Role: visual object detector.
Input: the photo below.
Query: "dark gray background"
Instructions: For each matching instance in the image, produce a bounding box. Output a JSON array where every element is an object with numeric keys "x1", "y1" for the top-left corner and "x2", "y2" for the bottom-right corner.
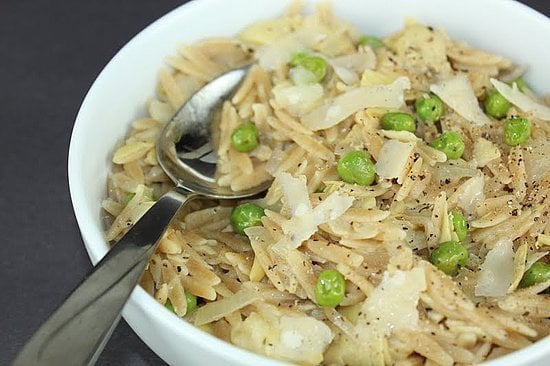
[{"x1": 0, "y1": 1, "x2": 548, "y2": 365}]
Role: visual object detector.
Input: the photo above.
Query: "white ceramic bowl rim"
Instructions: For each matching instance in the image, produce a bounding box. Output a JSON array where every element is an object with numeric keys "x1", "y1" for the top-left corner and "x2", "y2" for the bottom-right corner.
[{"x1": 68, "y1": 0, "x2": 550, "y2": 365}]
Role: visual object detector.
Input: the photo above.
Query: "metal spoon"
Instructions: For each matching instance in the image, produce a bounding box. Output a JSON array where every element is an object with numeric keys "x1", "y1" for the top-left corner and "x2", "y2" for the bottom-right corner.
[{"x1": 13, "y1": 65, "x2": 267, "y2": 366}]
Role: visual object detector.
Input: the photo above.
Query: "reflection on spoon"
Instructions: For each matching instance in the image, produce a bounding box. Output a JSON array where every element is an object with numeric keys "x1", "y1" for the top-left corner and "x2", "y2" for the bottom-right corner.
[{"x1": 13, "y1": 64, "x2": 271, "y2": 366}]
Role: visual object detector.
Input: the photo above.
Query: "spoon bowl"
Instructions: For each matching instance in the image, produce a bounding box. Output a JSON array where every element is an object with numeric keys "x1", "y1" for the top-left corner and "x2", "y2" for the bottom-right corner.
[
  {"x1": 157, "y1": 64, "x2": 270, "y2": 199},
  {"x1": 12, "y1": 65, "x2": 269, "y2": 366}
]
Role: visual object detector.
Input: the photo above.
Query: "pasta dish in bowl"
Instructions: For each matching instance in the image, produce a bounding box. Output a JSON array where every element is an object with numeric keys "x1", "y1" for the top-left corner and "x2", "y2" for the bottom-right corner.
[{"x1": 69, "y1": 0, "x2": 550, "y2": 365}]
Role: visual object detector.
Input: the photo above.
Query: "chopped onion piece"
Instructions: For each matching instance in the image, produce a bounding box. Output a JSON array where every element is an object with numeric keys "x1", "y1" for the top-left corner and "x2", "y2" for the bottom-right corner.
[
  {"x1": 302, "y1": 76, "x2": 410, "y2": 131},
  {"x1": 491, "y1": 78, "x2": 550, "y2": 121},
  {"x1": 430, "y1": 74, "x2": 491, "y2": 125},
  {"x1": 475, "y1": 239, "x2": 514, "y2": 297}
]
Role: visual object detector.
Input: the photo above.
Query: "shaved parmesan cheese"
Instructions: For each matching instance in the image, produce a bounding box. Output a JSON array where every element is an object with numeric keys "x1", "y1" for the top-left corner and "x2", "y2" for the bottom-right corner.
[
  {"x1": 302, "y1": 76, "x2": 410, "y2": 131},
  {"x1": 430, "y1": 74, "x2": 491, "y2": 125},
  {"x1": 361, "y1": 268, "x2": 426, "y2": 335},
  {"x1": 289, "y1": 66, "x2": 317, "y2": 85},
  {"x1": 278, "y1": 173, "x2": 318, "y2": 245},
  {"x1": 360, "y1": 69, "x2": 395, "y2": 87},
  {"x1": 324, "y1": 326, "x2": 386, "y2": 366},
  {"x1": 523, "y1": 138, "x2": 550, "y2": 182},
  {"x1": 282, "y1": 190, "x2": 354, "y2": 245},
  {"x1": 375, "y1": 140, "x2": 415, "y2": 183},
  {"x1": 277, "y1": 172, "x2": 354, "y2": 246},
  {"x1": 472, "y1": 137, "x2": 500, "y2": 167},
  {"x1": 475, "y1": 239, "x2": 514, "y2": 297},
  {"x1": 332, "y1": 66, "x2": 359, "y2": 85},
  {"x1": 450, "y1": 173, "x2": 485, "y2": 216},
  {"x1": 231, "y1": 312, "x2": 272, "y2": 355},
  {"x1": 275, "y1": 315, "x2": 333, "y2": 364},
  {"x1": 329, "y1": 51, "x2": 376, "y2": 85},
  {"x1": 433, "y1": 192, "x2": 452, "y2": 244},
  {"x1": 312, "y1": 191, "x2": 356, "y2": 222},
  {"x1": 255, "y1": 35, "x2": 303, "y2": 71},
  {"x1": 239, "y1": 17, "x2": 298, "y2": 45},
  {"x1": 273, "y1": 82, "x2": 324, "y2": 116},
  {"x1": 283, "y1": 214, "x2": 318, "y2": 247},
  {"x1": 295, "y1": 18, "x2": 355, "y2": 57},
  {"x1": 278, "y1": 173, "x2": 311, "y2": 216},
  {"x1": 378, "y1": 130, "x2": 420, "y2": 143},
  {"x1": 232, "y1": 312, "x2": 333, "y2": 365},
  {"x1": 491, "y1": 78, "x2": 550, "y2": 121},
  {"x1": 387, "y1": 23, "x2": 451, "y2": 75}
]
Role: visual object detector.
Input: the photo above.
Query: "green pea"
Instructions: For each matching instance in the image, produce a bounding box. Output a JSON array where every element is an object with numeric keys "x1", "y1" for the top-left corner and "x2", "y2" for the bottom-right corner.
[
  {"x1": 450, "y1": 210, "x2": 468, "y2": 243},
  {"x1": 122, "y1": 192, "x2": 135, "y2": 206},
  {"x1": 430, "y1": 241, "x2": 469, "y2": 276},
  {"x1": 484, "y1": 89, "x2": 511, "y2": 119},
  {"x1": 337, "y1": 150, "x2": 376, "y2": 186},
  {"x1": 290, "y1": 52, "x2": 327, "y2": 83},
  {"x1": 357, "y1": 35, "x2": 384, "y2": 49},
  {"x1": 519, "y1": 261, "x2": 550, "y2": 288},
  {"x1": 230, "y1": 203, "x2": 265, "y2": 235},
  {"x1": 315, "y1": 269, "x2": 346, "y2": 307},
  {"x1": 415, "y1": 94, "x2": 444, "y2": 123},
  {"x1": 429, "y1": 131, "x2": 465, "y2": 160},
  {"x1": 380, "y1": 112, "x2": 416, "y2": 133},
  {"x1": 231, "y1": 122, "x2": 259, "y2": 152},
  {"x1": 185, "y1": 292, "x2": 198, "y2": 313},
  {"x1": 290, "y1": 52, "x2": 309, "y2": 65},
  {"x1": 503, "y1": 117, "x2": 531, "y2": 146},
  {"x1": 165, "y1": 294, "x2": 198, "y2": 314}
]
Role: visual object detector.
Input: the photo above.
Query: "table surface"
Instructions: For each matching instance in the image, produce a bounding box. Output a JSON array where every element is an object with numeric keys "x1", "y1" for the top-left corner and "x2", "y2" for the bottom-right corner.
[{"x1": 1, "y1": 1, "x2": 548, "y2": 365}]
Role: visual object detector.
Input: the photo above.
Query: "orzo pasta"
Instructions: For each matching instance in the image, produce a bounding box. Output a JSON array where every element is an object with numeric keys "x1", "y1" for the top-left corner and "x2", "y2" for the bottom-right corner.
[{"x1": 104, "y1": 3, "x2": 550, "y2": 365}]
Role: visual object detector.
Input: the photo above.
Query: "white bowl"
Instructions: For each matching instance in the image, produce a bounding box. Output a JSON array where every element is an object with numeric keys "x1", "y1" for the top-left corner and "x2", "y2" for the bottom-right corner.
[{"x1": 68, "y1": 0, "x2": 550, "y2": 365}]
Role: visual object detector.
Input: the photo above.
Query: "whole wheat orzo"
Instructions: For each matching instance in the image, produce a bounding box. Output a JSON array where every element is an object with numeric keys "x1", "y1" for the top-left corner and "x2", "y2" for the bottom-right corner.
[{"x1": 104, "y1": 3, "x2": 550, "y2": 365}]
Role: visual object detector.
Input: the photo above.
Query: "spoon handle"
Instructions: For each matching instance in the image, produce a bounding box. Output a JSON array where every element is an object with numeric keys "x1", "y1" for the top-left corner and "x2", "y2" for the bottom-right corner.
[{"x1": 12, "y1": 188, "x2": 192, "y2": 366}]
